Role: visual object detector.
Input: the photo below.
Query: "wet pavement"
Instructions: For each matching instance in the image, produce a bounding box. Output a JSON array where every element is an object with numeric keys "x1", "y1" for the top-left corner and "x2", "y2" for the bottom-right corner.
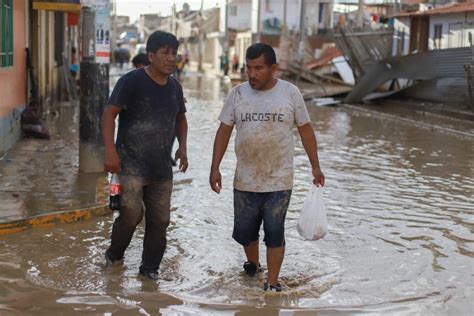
[
  {"x1": 0, "y1": 101, "x2": 106, "y2": 227},
  {"x1": 0, "y1": 69, "x2": 473, "y2": 315}
]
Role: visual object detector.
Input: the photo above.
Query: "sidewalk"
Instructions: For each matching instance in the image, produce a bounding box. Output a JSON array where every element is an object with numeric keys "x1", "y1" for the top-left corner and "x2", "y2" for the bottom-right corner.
[
  {"x1": 0, "y1": 101, "x2": 108, "y2": 235},
  {"x1": 287, "y1": 75, "x2": 474, "y2": 137},
  {"x1": 342, "y1": 98, "x2": 474, "y2": 138}
]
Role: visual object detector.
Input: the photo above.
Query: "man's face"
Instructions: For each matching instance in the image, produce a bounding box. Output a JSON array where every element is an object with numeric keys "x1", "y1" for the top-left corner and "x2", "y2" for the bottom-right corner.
[
  {"x1": 246, "y1": 55, "x2": 276, "y2": 90},
  {"x1": 148, "y1": 46, "x2": 177, "y2": 75}
]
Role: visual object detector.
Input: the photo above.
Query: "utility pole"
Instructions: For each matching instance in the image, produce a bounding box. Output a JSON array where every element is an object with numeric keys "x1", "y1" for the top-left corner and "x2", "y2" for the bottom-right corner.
[
  {"x1": 110, "y1": 0, "x2": 116, "y2": 64},
  {"x1": 79, "y1": 4, "x2": 109, "y2": 173},
  {"x1": 299, "y1": 0, "x2": 305, "y2": 36},
  {"x1": 256, "y1": 0, "x2": 261, "y2": 43},
  {"x1": 299, "y1": 0, "x2": 307, "y2": 62},
  {"x1": 357, "y1": 0, "x2": 364, "y2": 29},
  {"x1": 171, "y1": 2, "x2": 176, "y2": 34},
  {"x1": 198, "y1": 0, "x2": 204, "y2": 72},
  {"x1": 279, "y1": 0, "x2": 290, "y2": 71},
  {"x1": 224, "y1": 0, "x2": 229, "y2": 52}
]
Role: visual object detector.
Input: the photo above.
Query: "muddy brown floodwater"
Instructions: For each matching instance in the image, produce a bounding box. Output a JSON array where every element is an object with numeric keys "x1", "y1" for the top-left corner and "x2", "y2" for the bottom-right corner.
[{"x1": 1, "y1": 71, "x2": 473, "y2": 315}]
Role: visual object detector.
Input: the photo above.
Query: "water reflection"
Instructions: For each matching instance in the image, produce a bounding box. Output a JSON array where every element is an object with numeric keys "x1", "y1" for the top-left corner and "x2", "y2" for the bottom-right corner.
[{"x1": 0, "y1": 73, "x2": 473, "y2": 315}]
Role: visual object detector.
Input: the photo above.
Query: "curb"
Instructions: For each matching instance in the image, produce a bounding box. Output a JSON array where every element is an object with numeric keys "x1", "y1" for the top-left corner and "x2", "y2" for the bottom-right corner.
[
  {"x1": 0, "y1": 176, "x2": 110, "y2": 236},
  {"x1": 0, "y1": 204, "x2": 111, "y2": 236}
]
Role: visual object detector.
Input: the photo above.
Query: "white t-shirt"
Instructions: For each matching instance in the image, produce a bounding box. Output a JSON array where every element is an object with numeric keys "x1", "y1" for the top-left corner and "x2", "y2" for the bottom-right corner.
[{"x1": 218, "y1": 79, "x2": 311, "y2": 192}]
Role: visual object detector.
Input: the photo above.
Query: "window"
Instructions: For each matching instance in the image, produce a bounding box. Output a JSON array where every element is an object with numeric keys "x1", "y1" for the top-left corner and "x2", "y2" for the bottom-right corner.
[
  {"x1": 433, "y1": 24, "x2": 442, "y2": 49},
  {"x1": 0, "y1": 0, "x2": 13, "y2": 67},
  {"x1": 319, "y1": 3, "x2": 325, "y2": 25},
  {"x1": 265, "y1": 0, "x2": 271, "y2": 13},
  {"x1": 230, "y1": 4, "x2": 237, "y2": 17}
]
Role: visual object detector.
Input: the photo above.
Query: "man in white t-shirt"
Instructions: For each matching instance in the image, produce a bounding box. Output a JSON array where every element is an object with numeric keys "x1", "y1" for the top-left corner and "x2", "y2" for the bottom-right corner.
[{"x1": 210, "y1": 43, "x2": 325, "y2": 292}]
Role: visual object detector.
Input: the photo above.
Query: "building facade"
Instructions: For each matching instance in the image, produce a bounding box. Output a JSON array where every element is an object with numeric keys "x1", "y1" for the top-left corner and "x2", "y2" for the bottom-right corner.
[
  {"x1": 0, "y1": 0, "x2": 80, "y2": 155},
  {"x1": 394, "y1": 2, "x2": 474, "y2": 55},
  {"x1": 0, "y1": 0, "x2": 28, "y2": 155}
]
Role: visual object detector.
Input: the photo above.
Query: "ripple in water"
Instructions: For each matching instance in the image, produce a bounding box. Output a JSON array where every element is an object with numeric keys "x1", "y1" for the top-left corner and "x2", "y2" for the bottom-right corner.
[{"x1": 0, "y1": 76, "x2": 473, "y2": 314}]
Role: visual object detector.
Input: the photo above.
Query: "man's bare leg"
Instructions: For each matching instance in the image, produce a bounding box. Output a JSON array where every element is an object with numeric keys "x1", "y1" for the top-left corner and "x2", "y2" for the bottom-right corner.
[
  {"x1": 267, "y1": 246, "x2": 285, "y2": 285},
  {"x1": 244, "y1": 240, "x2": 259, "y2": 265}
]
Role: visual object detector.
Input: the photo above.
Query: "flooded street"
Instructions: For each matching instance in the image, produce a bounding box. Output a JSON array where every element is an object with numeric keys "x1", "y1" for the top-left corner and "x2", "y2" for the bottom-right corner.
[{"x1": 1, "y1": 72, "x2": 473, "y2": 315}]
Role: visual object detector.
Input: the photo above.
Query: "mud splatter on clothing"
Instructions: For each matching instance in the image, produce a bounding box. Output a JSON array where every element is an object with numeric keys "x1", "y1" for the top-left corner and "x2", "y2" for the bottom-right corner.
[
  {"x1": 218, "y1": 79, "x2": 310, "y2": 192},
  {"x1": 109, "y1": 68, "x2": 186, "y2": 181}
]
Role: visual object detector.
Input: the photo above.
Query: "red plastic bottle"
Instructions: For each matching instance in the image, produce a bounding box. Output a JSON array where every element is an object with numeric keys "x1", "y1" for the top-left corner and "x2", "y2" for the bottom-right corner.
[{"x1": 109, "y1": 173, "x2": 121, "y2": 211}]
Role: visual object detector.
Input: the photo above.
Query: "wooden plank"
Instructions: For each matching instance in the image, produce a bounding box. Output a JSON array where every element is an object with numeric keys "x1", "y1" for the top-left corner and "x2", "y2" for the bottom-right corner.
[
  {"x1": 289, "y1": 63, "x2": 352, "y2": 86},
  {"x1": 334, "y1": 31, "x2": 393, "y2": 37}
]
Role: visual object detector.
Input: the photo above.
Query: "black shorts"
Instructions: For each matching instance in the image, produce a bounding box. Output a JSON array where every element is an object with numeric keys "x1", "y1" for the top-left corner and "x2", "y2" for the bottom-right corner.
[{"x1": 232, "y1": 189, "x2": 292, "y2": 248}]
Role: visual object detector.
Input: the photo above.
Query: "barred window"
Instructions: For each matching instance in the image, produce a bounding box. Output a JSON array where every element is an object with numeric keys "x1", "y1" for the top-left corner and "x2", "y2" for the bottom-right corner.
[{"x1": 0, "y1": 0, "x2": 14, "y2": 67}]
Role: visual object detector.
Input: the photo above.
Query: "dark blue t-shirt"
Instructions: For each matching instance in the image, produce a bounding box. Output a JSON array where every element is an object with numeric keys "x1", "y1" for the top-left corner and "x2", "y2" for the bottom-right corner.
[{"x1": 108, "y1": 68, "x2": 186, "y2": 180}]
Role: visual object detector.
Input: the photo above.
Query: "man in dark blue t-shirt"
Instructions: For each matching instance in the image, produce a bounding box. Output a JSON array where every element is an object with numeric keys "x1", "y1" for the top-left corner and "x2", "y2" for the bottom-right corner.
[{"x1": 102, "y1": 31, "x2": 188, "y2": 281}]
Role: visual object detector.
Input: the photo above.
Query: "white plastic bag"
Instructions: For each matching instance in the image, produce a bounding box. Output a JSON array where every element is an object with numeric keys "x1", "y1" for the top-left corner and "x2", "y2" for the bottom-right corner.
[{"x1": 297, "y1": 185, "x2": 328, "y2": 240}]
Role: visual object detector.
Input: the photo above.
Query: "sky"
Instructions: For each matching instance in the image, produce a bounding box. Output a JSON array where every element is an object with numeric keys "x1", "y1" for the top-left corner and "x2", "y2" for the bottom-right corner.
[
  {"x1": 115, "y1": 0, "x2": 220, "y2": 23},
  {"x1": 115, "y1": 0, "x2": 397, "y2": 23}
]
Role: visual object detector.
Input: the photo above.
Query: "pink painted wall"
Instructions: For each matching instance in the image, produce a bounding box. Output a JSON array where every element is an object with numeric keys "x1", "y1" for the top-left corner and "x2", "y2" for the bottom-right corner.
[{"x1": 0, "y1": 0, "x2": 27, "y2": 117}]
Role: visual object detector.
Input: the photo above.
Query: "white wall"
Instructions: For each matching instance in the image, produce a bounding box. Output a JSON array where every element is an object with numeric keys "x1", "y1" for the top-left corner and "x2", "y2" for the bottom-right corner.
[
  {"x1": 260, "y1": 0, "x2": 301, "y2": 32},
  {"x1": 303, "y1": 0, "x2": 333, "y2": 34},
  {"x1": 227, "y1": 0, "x2": 252, "y2": 31},
  {"x1": 394, "y1": 12, "x2": 474, "y2": 55},
  {"x1": 203, "y1": 32, "x2": 223, "y2": 73},
  {"x1": 429, "y1": 12, "x2": 474, "y2": 50},
  {"x1": 251, "y1": 0, "x2": 258, "y2": 34},
  {"x1": 251, "y1": 0, "x2": 302, "y2": 34},
  {"x1": 251, "y1": 0, "x2": 333, "y2": 35}
]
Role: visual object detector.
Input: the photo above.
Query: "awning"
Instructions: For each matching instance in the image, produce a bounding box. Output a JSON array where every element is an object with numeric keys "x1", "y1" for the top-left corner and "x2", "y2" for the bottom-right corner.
[{"x1": 32, "y1": 0, "x2": 81, "y2": 13}]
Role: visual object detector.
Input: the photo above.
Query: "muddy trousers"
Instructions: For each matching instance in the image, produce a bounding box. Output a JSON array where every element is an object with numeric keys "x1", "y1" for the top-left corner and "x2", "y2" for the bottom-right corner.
[{"x1": 107, "y1": 175, "x2": 173, "y2": 272}]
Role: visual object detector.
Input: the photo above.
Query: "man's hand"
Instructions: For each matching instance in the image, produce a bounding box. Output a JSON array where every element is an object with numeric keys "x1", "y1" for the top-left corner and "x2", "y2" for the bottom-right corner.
[
  {"x1": 209, "y1": 168, "x2": 222, "y2": 193},
  {"x1": 104, "y1": 147, "x2": 121, "y2": 173},
  {"x1": 174, "y1": 146, "x2": 188, "y2": 173},
  {"x1": 312, "y1": 167, "x2": 325, "y2": 187},
  {"x1": 297, "y1": 123, "x2": 325, "y2": 187},
  {"x1": 209, "y1": 122, "x2": 233, "y2": 194}
]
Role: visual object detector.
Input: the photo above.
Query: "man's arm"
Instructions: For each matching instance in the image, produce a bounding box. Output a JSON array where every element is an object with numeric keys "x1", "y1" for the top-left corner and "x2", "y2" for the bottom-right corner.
[
  {"x1": 297, "y1": 123, "x2": 325, "y2": 187},
  {"x1": 174, "y1": 112, "x2": 188, "y2": 172},
  {"x1": 102, "y1": 105, "x2": 122, "y2": 173},
  {"x1": 210, "y1": 123, "x2": 234, "y2": 193}
]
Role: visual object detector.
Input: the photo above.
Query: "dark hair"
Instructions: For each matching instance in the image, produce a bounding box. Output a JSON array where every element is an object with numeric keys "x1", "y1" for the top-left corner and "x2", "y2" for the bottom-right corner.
[
  {"x1": 146, "y1": 31, "x2": 179, "y2": 53},
  {"x1": 132, "y1": 53, "x2": 149, "y2": 67},
  {"x1": 246, "y1": 43, "x2": 276, "y2": 66}
]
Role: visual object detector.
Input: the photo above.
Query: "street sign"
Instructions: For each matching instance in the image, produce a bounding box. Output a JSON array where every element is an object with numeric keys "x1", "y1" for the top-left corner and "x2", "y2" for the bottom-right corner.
[{"x1": 95, "y1": 0, "x2": 110, "y2": 63}]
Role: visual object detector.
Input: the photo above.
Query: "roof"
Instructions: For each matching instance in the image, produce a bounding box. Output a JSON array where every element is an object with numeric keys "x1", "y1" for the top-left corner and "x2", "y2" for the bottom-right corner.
[{"x1": 393, "y1": 2, "x2": 474, "y2": 18}]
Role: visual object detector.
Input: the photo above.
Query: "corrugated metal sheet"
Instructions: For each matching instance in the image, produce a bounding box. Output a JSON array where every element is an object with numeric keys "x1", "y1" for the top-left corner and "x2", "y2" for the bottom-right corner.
[
  {"x1": 402, "y1": 78, "x2": 469, "y2": 103},
  {"x1": 387, "y1": 47, "x2": 472, "y2": 80},
  {"x1": 463, "y1": 63, "x2": 474, "y2": 110},
  {"x1": 334, "y1": 29, "x2": 394, "y2": 79},
  {"x1": 344, "y1": 62, "x2": 393, "y2": 102},
  {"x1": 345, "y1": 47, "x2": 473, "y2": 104}
]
